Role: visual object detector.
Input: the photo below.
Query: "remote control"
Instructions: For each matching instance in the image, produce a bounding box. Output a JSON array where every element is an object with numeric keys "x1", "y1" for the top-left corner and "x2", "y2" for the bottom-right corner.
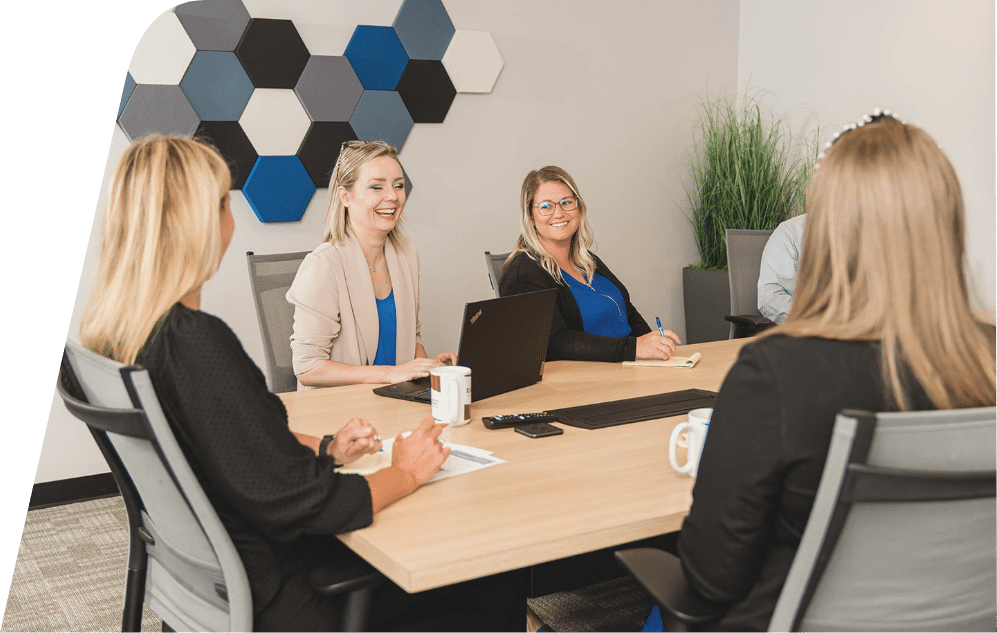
[{"x1": 482, "y1": 412, "x2": 558, "y2": 430}]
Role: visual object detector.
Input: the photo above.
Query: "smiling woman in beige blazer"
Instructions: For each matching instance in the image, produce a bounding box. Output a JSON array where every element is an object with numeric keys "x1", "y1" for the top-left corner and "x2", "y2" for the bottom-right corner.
[{"x1": 287, "y1": 141, "x2": 455, "y2": 389}]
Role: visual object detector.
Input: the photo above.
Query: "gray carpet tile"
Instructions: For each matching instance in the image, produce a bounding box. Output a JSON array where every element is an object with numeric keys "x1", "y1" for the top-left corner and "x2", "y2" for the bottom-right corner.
[{"x1": 2, "y1": 496, "x2": 161, "y2": 632}]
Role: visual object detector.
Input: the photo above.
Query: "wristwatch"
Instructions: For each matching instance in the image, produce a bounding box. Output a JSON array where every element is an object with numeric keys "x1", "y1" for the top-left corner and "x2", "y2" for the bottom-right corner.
[{"x1": 319, "y1": 434, "x2": 336, "y2": 458}]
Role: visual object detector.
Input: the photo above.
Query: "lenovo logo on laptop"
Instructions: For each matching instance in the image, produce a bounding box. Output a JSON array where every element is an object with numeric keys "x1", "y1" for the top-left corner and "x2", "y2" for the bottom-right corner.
[{"x1": 470, "y1": 309, "x2": 482, "y2": 324}]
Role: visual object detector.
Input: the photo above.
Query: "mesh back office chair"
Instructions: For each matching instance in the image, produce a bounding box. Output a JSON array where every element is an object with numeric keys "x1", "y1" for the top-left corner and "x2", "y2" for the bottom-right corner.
[
  {"x1": 246, "y1": 250, "x2": 309, "y2": 393},
  {"x1": 617, "y1": 406, "x2": 997, "y2": 631},
  {"x1": 723, "y1": 228, "x2": 775, "y2": 339},
  {"x1": 484, "y1": 251, "x2": 510, "y2": 298},
  {"x1": 59, "y1": 339, "x2": 383, "y2": 632}
]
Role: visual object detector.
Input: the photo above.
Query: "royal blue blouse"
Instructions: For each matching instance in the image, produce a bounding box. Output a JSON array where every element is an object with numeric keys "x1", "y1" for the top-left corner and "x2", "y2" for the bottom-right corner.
[
  {"x1": 373, "y1": 290, "x2": 397, "y2": 366},
  {"x1": 562, "y1": 271, "x2": 632, "y2": 338}
]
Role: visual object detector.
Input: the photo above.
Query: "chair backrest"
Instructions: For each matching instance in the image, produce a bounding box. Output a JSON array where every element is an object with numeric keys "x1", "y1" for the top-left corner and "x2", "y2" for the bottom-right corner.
[
  {"x1": 769, "y1": 407, "x2": 997, "y2": 632},
  {"x1": 246, "y1": 250, "x2": 310, "y2": 393},
  {"x1": 725, "y1": 228, "x2": 773, "y2": 315},
  {"x1": 60, "y1": 339, "x2": 253, "y2": 632},
  {"x1": 484, "y1": 251, "x2": 510, "y2": 298}
]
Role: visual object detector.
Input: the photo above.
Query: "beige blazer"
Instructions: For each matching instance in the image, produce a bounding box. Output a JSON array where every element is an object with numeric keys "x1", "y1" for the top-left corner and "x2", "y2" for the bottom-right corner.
[{"x1": 286, "y1": 233, "x2": 422, "y2": 389}]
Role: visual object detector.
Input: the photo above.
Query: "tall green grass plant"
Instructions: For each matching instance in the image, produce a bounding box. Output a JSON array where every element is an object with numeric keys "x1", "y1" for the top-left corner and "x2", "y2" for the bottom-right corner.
[{"x1": 688, "y1": 93, "x2": 818, "y2": 271}]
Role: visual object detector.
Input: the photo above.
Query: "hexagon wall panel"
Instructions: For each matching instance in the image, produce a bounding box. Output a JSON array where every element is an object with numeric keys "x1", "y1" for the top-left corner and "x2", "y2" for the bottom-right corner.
[
  {"x1": 180, "y1": 51, "x2": 254, "y2": 121},
  {"x1": 243, "y1": 156, "x2": 316, "y2": 222},
  {"x1": 242, "y1": 0, "x2": 403, "y2": 56},
  {"x1": 297, "y1": 121, "x2": 358, "y2": 188},
  {"x1": 442, "y1": 30, "x2": 504, "y2": 94},
  {"x1": 239, "y1": 89, "x2": 311, "y2": 155},
  {"x1": 174, "y1": 0, "x2": 251, "y2": 52},
  {"x1": 118, "y1": 84, "x2": 200, "y2": 140},
  {"x1": 344, "y1": 26, "x2": 409, "y2": 91},
  {"x1": 128, "y1": 11, "x2": 197, "y2": 85},
  {"x1": 195, "y1": 120, "x2": 259, "y2": 189},
  {"x1": 396, "y1": 60, "x2": 455, "y2": 123},
  {"x1": 393, "y1": 0, "x2": 454, "y2": 61},
  {"x1": 295, "y1": 56, "x2": 363, "y2": 122},
  {"x1": 118, "y1": 73, "x2": 136, "y2": 119},
  {"x1": 236, "y1": 18, "x2": 311, "y2": 89},
  {"x1": 350, "y1": 90, "x2": 413, "y2": 149}
]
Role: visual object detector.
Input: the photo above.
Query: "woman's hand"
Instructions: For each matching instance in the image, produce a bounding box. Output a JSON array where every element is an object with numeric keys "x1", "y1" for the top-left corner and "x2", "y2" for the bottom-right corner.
[
  {"x1": 382, "y1": 357, "x2": 444, "y2": 383},
  {"x1": 391, "y1": 415, "x2": 450, "y2": 487},
  {"x1": 330, "y1": 418, "x2": 383, "y2": 464},
  {"x1": 434, "y1": 351, "x2": 458, "y2": 366},
  {"x1": 635, "y1": 330, "x2": 682, "y2": 360}
]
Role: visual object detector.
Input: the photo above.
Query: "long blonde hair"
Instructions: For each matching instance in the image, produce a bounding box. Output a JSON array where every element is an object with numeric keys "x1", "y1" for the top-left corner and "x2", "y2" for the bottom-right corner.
[
  {"x1": 80, "y1": 136, "x2": 231, "y2": 364},
  {"x1": 771, "y1": 115, "x2": 995, "y2": 409},
  {"x1": 509, "y1": 166, "x2": 597, "y2": 283},
  {"x1": 323, "y1": 140, "x2": 405, "y2": 246}
]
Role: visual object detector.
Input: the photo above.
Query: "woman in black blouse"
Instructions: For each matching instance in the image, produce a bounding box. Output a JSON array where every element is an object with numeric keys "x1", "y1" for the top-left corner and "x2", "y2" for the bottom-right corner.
[
  {"x1": 79, "y1": 136, "x2": 525, "y2": 631},
  {"x1": 668, "y1": 113, "x2": 996, "y2": 630},
  {"x1": 499, "y1": 166, "x2": 681, "y2": 362}
]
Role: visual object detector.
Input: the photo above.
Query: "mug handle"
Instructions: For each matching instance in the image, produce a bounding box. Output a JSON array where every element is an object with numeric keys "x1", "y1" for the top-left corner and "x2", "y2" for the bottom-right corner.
[{"x1": 669, "y1": 422, "x2": 694, "y2": 473}]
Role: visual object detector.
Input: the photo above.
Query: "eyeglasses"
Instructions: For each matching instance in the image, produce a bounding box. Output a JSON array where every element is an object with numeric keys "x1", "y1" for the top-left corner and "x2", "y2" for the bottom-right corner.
[{"x1": 533, "y1": 196, "x2": 579, "y2": 216}]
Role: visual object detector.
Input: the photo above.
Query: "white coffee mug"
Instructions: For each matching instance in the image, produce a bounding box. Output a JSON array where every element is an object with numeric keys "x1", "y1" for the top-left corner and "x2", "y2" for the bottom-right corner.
[
  {"x1": 430, "y1": 366, "x2": 472, "y2": 426},
  {"x1": 668, "y1": 408, "x2": 712, "y2": 477}
]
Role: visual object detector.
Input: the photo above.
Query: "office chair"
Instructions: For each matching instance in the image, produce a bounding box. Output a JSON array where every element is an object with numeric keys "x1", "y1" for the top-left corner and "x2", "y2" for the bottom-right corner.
[
  {"x1": 484, "y1": 251, "x2": 510, "y2": 298},
  {"x1": 246, "y1": 250, "x2": 310, "y2": 393},
  {"x1": 616, "y1": 406, "x2": 997, "y2": 631},
  {"x1": 58, "y1": 339, "x2": 383, "y2": 632},
  {"x1": 723, "y1": 228, "x2": 775, "y2": 339}
]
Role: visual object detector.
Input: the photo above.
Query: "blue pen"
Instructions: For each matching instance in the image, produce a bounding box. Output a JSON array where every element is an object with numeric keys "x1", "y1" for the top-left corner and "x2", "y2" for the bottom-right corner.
[{"x1": 656, "y1": 316, "x2": 664, "y2": 337}]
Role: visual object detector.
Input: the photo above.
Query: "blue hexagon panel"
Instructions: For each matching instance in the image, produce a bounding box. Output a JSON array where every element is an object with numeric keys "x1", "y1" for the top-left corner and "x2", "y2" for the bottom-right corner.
[
  {"x1": 393, "y1": 0, "x2": 454, "y2": 61},
  {"x1": 344, "y1": 26, "x2": 409, "y2": 90},
  {"x1": 243, "y1": 156, "x2": 316, "y2": 222},
  {"x1": 118, "y1": 73, "x2": 136, "y2": 119},
  {"x1": 350, "y1": 90, "x2": 413, "y2": 149},
  {"x1": 180, "y1": 51, "x2": 254, "y2": 121}
]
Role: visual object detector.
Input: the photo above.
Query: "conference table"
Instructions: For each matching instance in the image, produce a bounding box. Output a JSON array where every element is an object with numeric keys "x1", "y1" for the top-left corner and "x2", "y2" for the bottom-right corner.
[{"x1": 279, "y1": 337, "x2": 748, "y2": 594}]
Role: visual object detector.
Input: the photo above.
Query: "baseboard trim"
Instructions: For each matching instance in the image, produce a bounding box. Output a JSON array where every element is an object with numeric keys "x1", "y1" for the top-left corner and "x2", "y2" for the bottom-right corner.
[{"x1": 30, "y1": 473, "x2": 120, "y2": 510}]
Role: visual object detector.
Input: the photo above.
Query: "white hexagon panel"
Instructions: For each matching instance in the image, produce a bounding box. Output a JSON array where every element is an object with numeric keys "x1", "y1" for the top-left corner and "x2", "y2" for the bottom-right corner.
[
  {"x1": 442, "y1": 30, "x2": 504, "y2": 94},
  {"x1": 128, "y1": 11, "x2": 197, "y2": 85},
  {"x1": 239, "y1": 88, "x2": 311, "y2": 155},
  {"x1": 242, "y1": 0, "x2": 403, "y2": 55}
]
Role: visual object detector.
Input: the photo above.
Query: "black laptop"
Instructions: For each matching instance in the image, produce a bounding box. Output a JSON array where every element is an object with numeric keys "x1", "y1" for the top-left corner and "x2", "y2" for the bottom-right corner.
[{"x1": 373, "y1": 289, "x2": 557, "y2": 403}]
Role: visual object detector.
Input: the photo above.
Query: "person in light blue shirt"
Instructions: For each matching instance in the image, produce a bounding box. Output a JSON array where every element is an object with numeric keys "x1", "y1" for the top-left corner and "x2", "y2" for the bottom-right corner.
[{"x1": 757, "y1": 214, "x2": 807, "y2": 324}]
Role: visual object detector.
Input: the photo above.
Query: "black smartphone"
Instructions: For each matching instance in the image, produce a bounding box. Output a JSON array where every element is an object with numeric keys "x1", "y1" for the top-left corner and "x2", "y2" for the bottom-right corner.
[{"x1": 515, "y1": 422, "x2": 564, "y2": 438}]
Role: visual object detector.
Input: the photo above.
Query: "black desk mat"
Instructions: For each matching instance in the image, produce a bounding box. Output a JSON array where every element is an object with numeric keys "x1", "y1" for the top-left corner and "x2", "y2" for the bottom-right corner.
[{"x1": 548, "y1": 388, "x2": 717, "y2": 429}]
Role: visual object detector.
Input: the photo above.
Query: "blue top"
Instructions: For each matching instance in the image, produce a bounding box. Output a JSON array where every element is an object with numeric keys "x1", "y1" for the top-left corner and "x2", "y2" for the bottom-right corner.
[
  {"x1": 373, "y1": 290, "x2": 397, "y2": 366},
  {"x1": 562, "y1": 271, "x2": 631, "y2": 338}
]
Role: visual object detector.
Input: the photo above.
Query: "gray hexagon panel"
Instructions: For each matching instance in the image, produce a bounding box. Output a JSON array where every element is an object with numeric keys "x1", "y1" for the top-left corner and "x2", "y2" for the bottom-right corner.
[
  {"x1": 180, "y1": 51, "x2": 254, "y2": 121},
  {"x1": 174, "y1": 0, "x2": 251, "y2": 52},
  {"x1": 393, "y1": 0, "x2": 454, "y2": 61},
  {"x1": 350, "y1": 90, "x2": 413, "y2": 149},
  {"x1": 118, "y1": 85, "x2": 200, "y2": 140},
  {"x1": 295, "y1": 56, "x2": 363, "y2": 122}
]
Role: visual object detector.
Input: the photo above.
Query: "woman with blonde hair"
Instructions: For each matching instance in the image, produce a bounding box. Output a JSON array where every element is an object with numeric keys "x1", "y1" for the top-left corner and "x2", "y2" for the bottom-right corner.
[
  {"x1": 499, "y1": 165, "x2": 681, "y2": 362},
  {"x1": 80, "y1": 136, "x2": 524, "y2": 631},
  {"x1": 666, "y1": 112, "x2": 996, "y2": 631},
  {"x1": 287, "y1": 140, "x2": 455, "y2": 389}
]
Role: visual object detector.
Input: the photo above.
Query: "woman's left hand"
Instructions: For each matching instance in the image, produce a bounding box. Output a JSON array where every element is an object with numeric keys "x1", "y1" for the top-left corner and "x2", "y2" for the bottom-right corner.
[
  {"x1": 330, "y1": 417, "x2": 383, "y2": 464},
  {"x1": 434, "y1": 351, "x2": 458, "y2": 366}
]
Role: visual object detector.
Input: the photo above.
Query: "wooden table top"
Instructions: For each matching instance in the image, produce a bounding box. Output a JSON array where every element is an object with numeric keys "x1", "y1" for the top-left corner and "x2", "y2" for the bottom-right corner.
[{"x1": 280, "y1": 337, "x2": 748, "y2": 592}]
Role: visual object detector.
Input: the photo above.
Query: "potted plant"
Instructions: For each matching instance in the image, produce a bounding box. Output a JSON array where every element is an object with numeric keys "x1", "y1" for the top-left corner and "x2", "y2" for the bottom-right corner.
[{"x1": 682, "y1": 91, "x2": 817, "y2": 343}]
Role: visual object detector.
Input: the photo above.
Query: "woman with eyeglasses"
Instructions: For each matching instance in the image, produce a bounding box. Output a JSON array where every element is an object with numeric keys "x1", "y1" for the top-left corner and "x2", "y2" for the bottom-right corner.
[
  {"x1": 499, "y1": 166, "x2": 681, "y2": 362},
  {"x1": 287, "y1": 141, "x2": 456, "y2": 389}
]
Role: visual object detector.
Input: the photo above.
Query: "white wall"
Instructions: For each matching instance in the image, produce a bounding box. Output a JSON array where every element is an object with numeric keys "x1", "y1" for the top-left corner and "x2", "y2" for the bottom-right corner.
[
  {"x1": 737, "y1": 0, "x2": 996, "y2": 311},
  {"x1": 34, "y1": 0, "x2": 741, "y2": 483}
]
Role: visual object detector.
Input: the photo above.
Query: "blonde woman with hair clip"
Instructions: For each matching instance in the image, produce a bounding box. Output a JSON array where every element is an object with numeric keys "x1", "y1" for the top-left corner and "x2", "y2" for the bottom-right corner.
[
  {"x1": 651, "y1": 112, "x2": 996, "y2": 632},
  {"x1": 499, "y1": 165, "x2": 681, "y2": 362},
  {"x1": 81, "y1": 136, "x2": 525, "y2": 631},
  {"x1": 287, "y1": 140, "x2": 456, "y2": 389}
]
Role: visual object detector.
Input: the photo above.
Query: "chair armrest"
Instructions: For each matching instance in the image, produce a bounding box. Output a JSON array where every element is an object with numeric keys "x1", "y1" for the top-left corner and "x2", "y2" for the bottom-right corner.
[
  {"x1": 723, "y1": 314, "x2": 776, "y2": 339},
  {"x1": 308, "y1": 552, "x2": 383, "y2": 596},
  {"x1": 615, "y1": 548, "x2": 726, "y2": 627}
]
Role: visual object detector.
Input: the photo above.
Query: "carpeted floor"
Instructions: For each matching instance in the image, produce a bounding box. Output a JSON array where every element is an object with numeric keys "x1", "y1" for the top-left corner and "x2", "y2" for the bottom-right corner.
[
  {"x1": 2, "y1": 496, "x2": 648, "y2": 632},
  {"x1": 1, "y1": 496, "x2": 161, "y2": 632}
]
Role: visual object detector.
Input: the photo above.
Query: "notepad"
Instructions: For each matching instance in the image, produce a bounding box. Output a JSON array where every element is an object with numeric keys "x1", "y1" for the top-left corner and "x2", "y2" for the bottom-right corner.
[
  {"x1": 336, "y1": 441, "x2": 504, "y2": 483},
  {"x1": 622, "y1": 352, "x2": 702, "y2": 368}
]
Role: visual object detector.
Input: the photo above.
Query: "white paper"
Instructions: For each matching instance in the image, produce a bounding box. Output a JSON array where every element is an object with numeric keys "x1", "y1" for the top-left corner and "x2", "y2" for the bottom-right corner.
[{"x1": 335, "y1": 441, "x2": 504, "y2": 483}]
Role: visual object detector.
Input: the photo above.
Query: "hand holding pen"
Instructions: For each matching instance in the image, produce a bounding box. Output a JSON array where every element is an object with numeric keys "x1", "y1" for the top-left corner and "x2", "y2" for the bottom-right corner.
[{"x1": 635, "y1": 316, "x2": 682, "y2": 360}]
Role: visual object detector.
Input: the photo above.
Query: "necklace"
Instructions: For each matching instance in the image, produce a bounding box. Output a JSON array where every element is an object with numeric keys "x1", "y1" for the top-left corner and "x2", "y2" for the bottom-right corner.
[{"x1": 576, "y1": 269, "x2": 623, "y2": 317}]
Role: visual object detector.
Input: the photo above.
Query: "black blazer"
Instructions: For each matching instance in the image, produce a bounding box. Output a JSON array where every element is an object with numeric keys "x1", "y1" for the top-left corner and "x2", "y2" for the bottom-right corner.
[{"x1": 498, "y1": 250, "x2": 651, "y2": 362}]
